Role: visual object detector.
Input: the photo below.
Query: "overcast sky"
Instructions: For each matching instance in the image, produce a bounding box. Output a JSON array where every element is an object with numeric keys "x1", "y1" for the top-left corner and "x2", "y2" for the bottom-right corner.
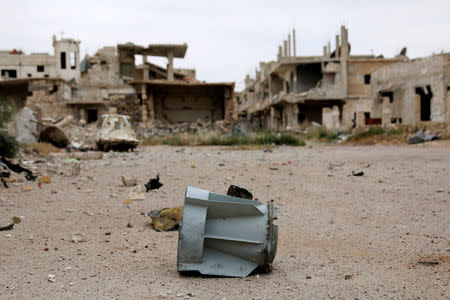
[{"x1": 1, "y1": 0, "x2": 449, "y2": 90}]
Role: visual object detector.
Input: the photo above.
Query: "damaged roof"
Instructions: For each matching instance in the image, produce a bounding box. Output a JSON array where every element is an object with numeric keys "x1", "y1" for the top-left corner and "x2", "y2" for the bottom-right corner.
[{"x1": 117, "y1": 43, "x2": 188, "y2": 58}]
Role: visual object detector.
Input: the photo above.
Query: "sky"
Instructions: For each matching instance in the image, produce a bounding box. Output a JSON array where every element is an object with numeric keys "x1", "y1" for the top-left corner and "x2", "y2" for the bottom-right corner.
[{"x1": 1, "y1": 0, "x2": 449, "y2": 90}]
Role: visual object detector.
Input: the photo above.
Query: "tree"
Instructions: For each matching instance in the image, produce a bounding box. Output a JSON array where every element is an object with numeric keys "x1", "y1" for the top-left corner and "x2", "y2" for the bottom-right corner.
[{"x1": 0, "y1": 98, "x2": 19, "y2": 158}]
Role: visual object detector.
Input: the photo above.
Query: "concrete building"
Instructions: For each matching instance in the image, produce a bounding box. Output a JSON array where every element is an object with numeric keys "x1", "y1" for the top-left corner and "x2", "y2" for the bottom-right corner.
[
  {"x1": 0, "y1": 35, "x2": 80, "y2": 83},
  {"x1": 370, "y1": 53, "x2": 450, "y2": 127},
  {"x1": 238, "y1": 26, "x2": 403, "y2": 131}
]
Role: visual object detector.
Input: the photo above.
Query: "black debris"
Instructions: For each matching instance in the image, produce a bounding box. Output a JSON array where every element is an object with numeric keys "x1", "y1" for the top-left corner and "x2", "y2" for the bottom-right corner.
[
  {"x1": 227, "y1": 185, "x2": 253, "y2": 200},
  {"x1": 144, "y1": 174, "x2": 163, "y2": 192},
  {"x1": 1, "y1": 157, "x2": 37, "y2": 181},
  {"x1": 0, "y1": 223, "x2": 14, "y2": 231},
  {"x1": 352, "y1": 170, "x2": 364, "y2": 176}
]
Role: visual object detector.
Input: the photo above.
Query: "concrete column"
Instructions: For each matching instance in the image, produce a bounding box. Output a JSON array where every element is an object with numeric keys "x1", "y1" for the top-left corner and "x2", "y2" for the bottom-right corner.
[
  {"x1": 141, "y1": 84, "x2": 148, "y2": 122},
  {"x1": 292, "y1": 29, "x2": 296, "y2": 57},
  {"x1": 270, "y1": 107, "x2": 275, "y2": 131},
  {"x1": 143, "y1": 55, "x2": 147, "y2": 63},
  {"x1": 288, "y1": 34, "x2": 291, "y2": 57},
  {"x1": 278, "y1": 46, "x2": 282, "y2": 61},
  {"x1": 283, "y1": 40, "x2": 288, "y2": 57},
  {"x1": 340, "y1": 26, "x2": 349, "y2": 95},
  {"x1": 167, "y1": 50, "x2": 174, "y2": 81},
  {"x1": 335, "y1": 35, "x2": 340, "y2": 58},
  {"x1": 147, "y1": 88, "x2": 155, "y2": 121},
  {"x1": 323, "y1": 46, "x2": 327, "y2": 57}
]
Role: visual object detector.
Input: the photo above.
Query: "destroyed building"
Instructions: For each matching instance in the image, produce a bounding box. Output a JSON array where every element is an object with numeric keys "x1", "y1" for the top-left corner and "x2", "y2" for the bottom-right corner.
[
  {"x1": 369, "y1": 53, "x2": 450, "y2": 127},
  {"x1": 117, "y1": 43, "x2": 236, "y2": 126},
  {"x1": 238, "y1": 25, "x2": 449, "y2": 131},
  {"x1": 0, "y1": 35, "x2": 237, "y2": 142}
]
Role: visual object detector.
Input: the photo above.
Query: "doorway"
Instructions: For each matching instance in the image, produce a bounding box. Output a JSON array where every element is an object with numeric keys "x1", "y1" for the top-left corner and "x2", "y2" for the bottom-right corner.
[
  {"x1": 87, "y1": 108, "x2": 98, "y2": 123},
  {"x1": 415, "y1": 86, "x2": 432, "y2": 121}
]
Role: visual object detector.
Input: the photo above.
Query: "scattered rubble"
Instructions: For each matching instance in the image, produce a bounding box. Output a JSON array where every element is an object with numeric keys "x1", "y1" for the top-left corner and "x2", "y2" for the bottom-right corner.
[
  {"x1": 352, "y1": 170, "x2": 364, "y2": 176},
  {"x1": 407, "y1": 129, "x2": 439, "y2": 144},
  {"x1": 128, "y1": 185, "x2": 145, "y2": 201},
  {"x1": 148, "y1": 207, "x2": 182, "y2": 232},
  {"x1": 144, "y1": 174, "x2": 163, "y2": 191},
  {"x1": 121, "y1": 174, "x2": 137, "y2": 187}
]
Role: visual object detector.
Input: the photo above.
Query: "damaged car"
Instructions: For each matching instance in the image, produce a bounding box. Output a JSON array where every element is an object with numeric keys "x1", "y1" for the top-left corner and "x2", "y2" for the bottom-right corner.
[{"x1": 96, "y1": 114, "x2": 140, "y2": 151}]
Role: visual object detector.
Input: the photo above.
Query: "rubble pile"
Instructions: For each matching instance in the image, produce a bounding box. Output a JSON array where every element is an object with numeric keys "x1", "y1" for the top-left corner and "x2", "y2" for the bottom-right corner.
[{"x1": 139, "y1": 119, "x2": 235, "y2": 138}]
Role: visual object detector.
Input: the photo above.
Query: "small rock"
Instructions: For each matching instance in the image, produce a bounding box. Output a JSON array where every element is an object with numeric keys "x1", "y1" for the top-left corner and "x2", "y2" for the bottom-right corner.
[
  {"x1": 48, "y1": 274, "x2": 56, "y2": 283},
  {"x1": 71, "y1": 232, "x2": 87, "y2": 243},
  {"x1": 352, "y1": 171, "x2": 364, "y2": 176},
  {"x1": 306, "y1": 275, "x2": 312, "y2": 279},
  {"x1": 38, "y1": 175, "x2": 51, "y2": 184},
  {"x1": 128, "y1": 185, "x2": 145, "y2": 201},
  {"x1": 71, "y1": 164, "x2": 80, "y2": 176},
  {"x1": 23, "y1": 186, "x2": 32, "y2": 192},
  {"x1": 344, "y1": 274, "x2": 354, "y2": 280},
  {"x1": 127, "y1": 222, "x2": 133, "y2": 228},
  {"x1": 121, "y1": 175, "x2": 137, "y2": 187}
]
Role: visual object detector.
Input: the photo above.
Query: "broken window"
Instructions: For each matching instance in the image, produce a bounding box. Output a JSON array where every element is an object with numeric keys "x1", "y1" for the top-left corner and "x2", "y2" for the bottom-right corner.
[
  {"x1": 60, "y1": 52, "x2": 66, "y2": 69},
  {"x1": 27, "y1": 73, "x2": 31, "y2": 77},
  {"x1": 44, "y1": 74, "x2": 49, "y2": 78},
  {"x1": 70, "y1": 52, "x2": 76, "y2": 69},
  {"x1": 1, "y1": 69, "x2": 17, "y2": 78},
  {"x1": 380, "y1": 91, "x2": 394, "y2": 103},
  {"x1": 87, "y1": 109, "x2": 98, "y2": 123},
  {"x1": 37, "y1": 65, "x2": 44, "y2": 72},
  {"x1": 364, "y1": 74, "x2": 371, "y2": 84},
  {"x1": 296, "y1": 63, "x2": 322, "y2": 92},
  {"x1": 415, "y1": 86, "x2": 432, "y2": 121}
]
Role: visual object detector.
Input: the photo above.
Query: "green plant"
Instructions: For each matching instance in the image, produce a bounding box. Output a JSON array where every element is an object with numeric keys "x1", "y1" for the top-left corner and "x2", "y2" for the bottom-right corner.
[{"x1": 0, "y1": 98, "x2": 19, "y2": 158}]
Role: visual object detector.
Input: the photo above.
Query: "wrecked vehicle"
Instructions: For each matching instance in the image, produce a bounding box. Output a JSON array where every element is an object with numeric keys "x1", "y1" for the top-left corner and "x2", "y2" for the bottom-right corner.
[
  {"x1": 177, "y1": 186, "x2": 278, "y2": 278},
  {"x1": 96, "y1": 114, "x2": 139, "y2": 151}
]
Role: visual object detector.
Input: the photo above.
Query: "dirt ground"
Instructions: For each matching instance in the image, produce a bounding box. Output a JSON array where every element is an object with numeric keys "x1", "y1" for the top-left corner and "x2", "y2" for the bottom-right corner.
[{"x1": 0, "y1": 143, "x2": 449, "y2": 299}]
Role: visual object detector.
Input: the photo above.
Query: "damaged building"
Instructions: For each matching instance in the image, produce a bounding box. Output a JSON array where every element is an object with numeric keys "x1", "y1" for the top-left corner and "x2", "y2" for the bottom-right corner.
[
  {"x1": 238, "y1": 25, "x2": 445, "y2": 131},
  {"x1": 0, "y1": 35, "x2": 237, "y2": 142},
  {"x1": 117, "y1": 43, "x2": 236, "y2": 126},
  {"x1": 369, "y1": 53, "x2": 450, "y2": 127}
]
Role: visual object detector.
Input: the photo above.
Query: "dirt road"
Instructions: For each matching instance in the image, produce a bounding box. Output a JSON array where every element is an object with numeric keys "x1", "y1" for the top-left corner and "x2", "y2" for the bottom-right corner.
[{"x1": 1, "y1": 144, "x2": 449, "y2": 299}]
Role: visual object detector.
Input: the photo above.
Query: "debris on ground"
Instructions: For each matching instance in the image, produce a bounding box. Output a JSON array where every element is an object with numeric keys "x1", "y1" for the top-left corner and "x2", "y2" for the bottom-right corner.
[
  {"x1": 344, "y1": 274, "x2": 354, "y2": 280},
  {"x1": 0, "y1": 223, "x2": 14, "y2": 231},
  {"x1": 38, "y1": 175, "x2": 51, "y2": 184},
  {"x1": 39, "y1": 126, "x2": 70, "y2": 148},
  {"x1": 128, "y1": 185, "x2": 145, "y2": 201},
  {"x1": 47, "y1": 274, "x2": 56, "y2": 283},
  {"x1": 1, "y1": 157, "x2": 37, "y2": 187},
  {"x1": 148, "y1": 207, "x2": 182, "y2": 231},
  {"x1": 352, "y1": 170, "x2": 364, "y2": 176},
  {"x1": 96, "y1": 114, "x2": 140, "y2": 152},
  {"x1": 177, "y1": 186, "x2": 278, "y2": 277},
  {"x1": 121, "y1": 174, "x2": 137, "y2": 187},
  {"x1": 144, "y1": 174, "x2": 163, "y2": 192},
  {"x1": 1, "y1": 157, "x2": 37, "y2": 181},
  {"x1": 414, "y1": 260, "x2": 439, "y2": 266},
  {"x1": 71, "y1": 163, "x2": 80, "y2": 176},
  {"x1": 71, "y1": 232, "x2": 88, "y2": 243},
  {"x1": 407, "y1": 129, "x2": 439, "y2": 144},
  {"x1": 226, "y1": 185, "x2": 253, "y2": 199}
]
